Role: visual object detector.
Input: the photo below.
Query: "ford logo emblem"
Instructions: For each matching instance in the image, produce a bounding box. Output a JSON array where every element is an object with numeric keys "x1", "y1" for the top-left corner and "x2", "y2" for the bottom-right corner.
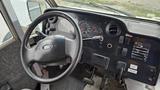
[{"x1": 43, "y1": 44, "x2": 53, "y2": 50}]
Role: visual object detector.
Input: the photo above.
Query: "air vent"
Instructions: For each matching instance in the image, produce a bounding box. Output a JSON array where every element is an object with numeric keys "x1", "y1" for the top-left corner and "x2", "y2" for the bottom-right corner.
[
  {"x1": 106, "y1": 22, "x2": 121, "y2": 37},
  {"x1": 109, "y1": 24, "x2": 118, "y2": 35}
]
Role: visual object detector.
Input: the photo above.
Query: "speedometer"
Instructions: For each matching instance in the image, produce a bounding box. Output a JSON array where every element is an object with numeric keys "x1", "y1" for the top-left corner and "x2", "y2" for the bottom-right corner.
[
  {"x1": 79, "y1": 20, "x2": 103, "y2": 38},
  {"x1": 79, "y1": 20, "x2": 91, "y2": 38}
]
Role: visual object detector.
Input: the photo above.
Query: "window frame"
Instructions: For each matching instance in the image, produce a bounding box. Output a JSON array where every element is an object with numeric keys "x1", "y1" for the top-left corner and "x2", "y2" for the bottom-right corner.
[
  {"x1": 0, "y1": 11, "x2": 15, "y2": 47},
  {"x1": 0, "y1": 0, "x2": 24, "y2": 50}
]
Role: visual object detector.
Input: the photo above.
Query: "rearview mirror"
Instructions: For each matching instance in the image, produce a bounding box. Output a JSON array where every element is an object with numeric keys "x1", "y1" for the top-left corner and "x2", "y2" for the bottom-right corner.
[{"x1": 27, "y1": 1, "x2": 42, "y2": 21}]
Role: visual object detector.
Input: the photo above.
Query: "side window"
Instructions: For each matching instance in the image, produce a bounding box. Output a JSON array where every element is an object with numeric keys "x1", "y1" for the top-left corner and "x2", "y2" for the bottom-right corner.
[
  {"x1": 0, "y1": 12, "x2": 13, "y2": 45},
  {"x1": 27, "y1": 1, "x2": 42, "y2": 21},
  {"x1": 10, "y1": 0, "x2": 32, "y2": 32},
  {"x1": 10, "y1": 0, "x2": 49, "y2": 33}
]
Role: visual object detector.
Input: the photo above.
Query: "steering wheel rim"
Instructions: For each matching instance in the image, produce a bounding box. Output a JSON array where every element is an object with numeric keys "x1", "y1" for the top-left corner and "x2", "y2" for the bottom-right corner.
[{"x1": 20, "y1": 11, "x2": 83, "y2": 83}]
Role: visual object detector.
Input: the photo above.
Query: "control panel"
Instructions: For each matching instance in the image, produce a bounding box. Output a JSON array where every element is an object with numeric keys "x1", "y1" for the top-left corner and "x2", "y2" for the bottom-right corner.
[{"x1": 117, "y1": 33, "x2": 160, "y2": 85}]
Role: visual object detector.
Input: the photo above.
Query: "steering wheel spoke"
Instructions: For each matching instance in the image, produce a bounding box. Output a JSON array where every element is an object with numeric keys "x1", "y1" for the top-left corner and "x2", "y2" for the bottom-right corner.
[
  {"x1": 65, "y1": 38, "x2": 77, "y2": 61},
  {"x1": 23, "y1": 46, "x2": 36, "y2": 65}
]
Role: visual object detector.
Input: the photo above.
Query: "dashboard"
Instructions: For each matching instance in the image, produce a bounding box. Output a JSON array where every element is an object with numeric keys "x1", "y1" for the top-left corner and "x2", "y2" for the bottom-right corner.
[{"x1": 42, "y1": 7, "x2": 160, "y2": 86}]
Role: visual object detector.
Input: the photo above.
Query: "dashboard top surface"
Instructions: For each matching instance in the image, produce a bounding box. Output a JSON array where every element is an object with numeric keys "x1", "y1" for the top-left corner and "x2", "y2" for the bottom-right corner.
[{"x1": 45, "y1": 7, "x2": 160, "y2": 40}]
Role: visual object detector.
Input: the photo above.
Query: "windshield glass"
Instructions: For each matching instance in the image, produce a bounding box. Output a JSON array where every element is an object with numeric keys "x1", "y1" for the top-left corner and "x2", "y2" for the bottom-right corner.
[{"x1": 55, "y1": 0, "x2": 160, "y2": 21}]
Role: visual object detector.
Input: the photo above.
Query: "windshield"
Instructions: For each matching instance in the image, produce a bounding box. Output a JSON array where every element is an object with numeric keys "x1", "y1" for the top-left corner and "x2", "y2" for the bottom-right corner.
[{"x1": 55, "y1": 0, "x2": 160, "y2": 21}]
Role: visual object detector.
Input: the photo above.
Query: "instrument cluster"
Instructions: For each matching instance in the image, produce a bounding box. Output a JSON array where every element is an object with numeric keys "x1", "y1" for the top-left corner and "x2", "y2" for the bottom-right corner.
[{"x1": 78, "y1": 20, "x2": 103, "y2": 38}]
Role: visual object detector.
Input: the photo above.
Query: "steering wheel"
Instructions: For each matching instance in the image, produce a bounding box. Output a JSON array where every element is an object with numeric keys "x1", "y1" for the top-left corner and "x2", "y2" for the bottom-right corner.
[{"x1": 20, "y1": 11, "x2": 83, "y2": 83}]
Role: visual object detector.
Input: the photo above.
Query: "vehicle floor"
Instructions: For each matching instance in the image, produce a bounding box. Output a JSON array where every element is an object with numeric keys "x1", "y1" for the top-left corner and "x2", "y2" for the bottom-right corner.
[{"x1": 50, "y1": 76, "x2": 85, "y2": 90}]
